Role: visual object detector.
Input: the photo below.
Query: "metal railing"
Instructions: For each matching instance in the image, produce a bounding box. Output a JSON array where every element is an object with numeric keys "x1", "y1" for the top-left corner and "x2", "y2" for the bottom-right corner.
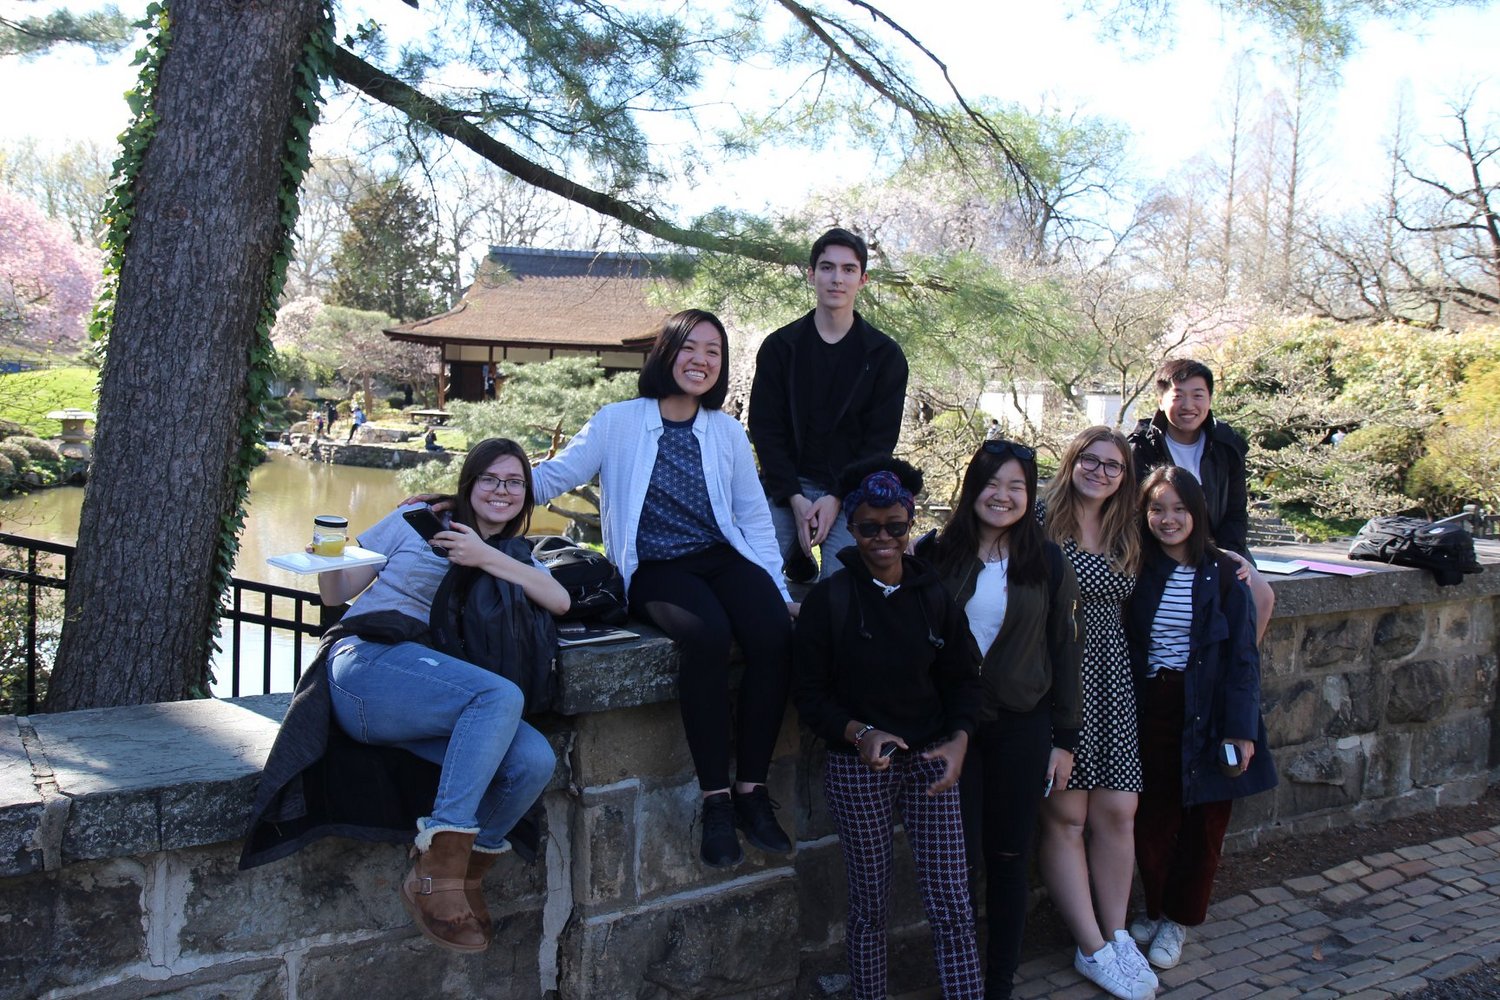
[{"x1": 0, "y1": 532, "x2": 337, "y2": 714}]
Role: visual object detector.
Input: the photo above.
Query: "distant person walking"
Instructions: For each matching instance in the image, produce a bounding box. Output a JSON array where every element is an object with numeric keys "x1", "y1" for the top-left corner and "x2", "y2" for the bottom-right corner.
[
  {"x1": 325, "y1": 401, "x2": 338, "y2": 435},
  {"x1": 314, "y1": 411, "x2": 325, "y2": 438},
  {"x1": 347, "y1": 404, "x2": 367, "y2": 443}
]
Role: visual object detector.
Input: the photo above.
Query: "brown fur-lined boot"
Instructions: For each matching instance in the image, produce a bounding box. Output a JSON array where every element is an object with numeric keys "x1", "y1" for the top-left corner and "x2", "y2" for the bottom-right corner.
[{"x1": 399, "y1": 829, "x2": 487, "y2": 952}]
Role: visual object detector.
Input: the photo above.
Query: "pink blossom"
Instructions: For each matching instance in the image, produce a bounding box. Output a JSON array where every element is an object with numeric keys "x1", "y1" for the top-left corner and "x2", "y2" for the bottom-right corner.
[{"x1": 0, "y1": 189, "x2": 100, "y2": 354}]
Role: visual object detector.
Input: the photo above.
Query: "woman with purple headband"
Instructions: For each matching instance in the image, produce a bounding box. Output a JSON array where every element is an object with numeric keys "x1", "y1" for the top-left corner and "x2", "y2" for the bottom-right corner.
[{"x1": 794, "y1": 457, "x2": 985, "y2": 1000}]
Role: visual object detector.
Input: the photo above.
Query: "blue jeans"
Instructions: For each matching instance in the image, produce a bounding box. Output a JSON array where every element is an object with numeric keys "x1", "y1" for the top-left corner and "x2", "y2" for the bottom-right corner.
[
  {"x1": 328, "y1": 637, "x2": 554, "y2": 851},
  {"x1": 769, "y1": 479, "x2": 857, "y2": 581}
]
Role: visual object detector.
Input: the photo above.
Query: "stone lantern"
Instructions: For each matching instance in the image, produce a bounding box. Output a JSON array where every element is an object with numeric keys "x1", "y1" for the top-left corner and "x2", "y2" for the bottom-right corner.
[{"x1": 46, "y1": 409, "x2": 95, "y2": 460}]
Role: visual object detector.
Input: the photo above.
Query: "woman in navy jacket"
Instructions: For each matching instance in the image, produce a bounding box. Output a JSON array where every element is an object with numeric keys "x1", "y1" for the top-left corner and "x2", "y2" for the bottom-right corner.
[{"x1": 1125, "y1": 465, "x2": 1276, "y2": 972}]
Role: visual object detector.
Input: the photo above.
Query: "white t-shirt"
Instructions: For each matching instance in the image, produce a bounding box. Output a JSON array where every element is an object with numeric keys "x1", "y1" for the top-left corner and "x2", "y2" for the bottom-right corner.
[
  {"x1": 964, "y1": 558, "x2": 1009, "y2": 658},
  {"x1": 1164, "y1": 433, "x2": 1206, "y2": 482}
]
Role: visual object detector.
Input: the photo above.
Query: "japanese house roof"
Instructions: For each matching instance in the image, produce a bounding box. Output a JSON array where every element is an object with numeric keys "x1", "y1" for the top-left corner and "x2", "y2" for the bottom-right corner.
[{"x1": 384, "y1": 246, "x2": 676, "y2": 350}]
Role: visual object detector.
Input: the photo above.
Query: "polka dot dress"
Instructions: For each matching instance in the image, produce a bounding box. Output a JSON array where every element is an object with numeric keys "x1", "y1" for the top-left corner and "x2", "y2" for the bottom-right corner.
[{"x1": 1064, "y1": 538, "x2": 1143, "y2": 793}]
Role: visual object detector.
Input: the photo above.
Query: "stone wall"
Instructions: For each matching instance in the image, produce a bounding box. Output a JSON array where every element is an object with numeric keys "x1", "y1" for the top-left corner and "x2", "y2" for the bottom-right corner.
[
  {"x1": 2, "y1": 547, "x2": 1497, "y2": 998},
  {"x1": 279, "y1": 435, "x2": 457, "y2": 470}
]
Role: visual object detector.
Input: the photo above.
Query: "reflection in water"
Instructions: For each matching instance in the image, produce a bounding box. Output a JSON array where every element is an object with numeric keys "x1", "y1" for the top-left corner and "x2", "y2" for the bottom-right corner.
[{"x1": 0, "y1": 451, "x2": 415, "y2": 587}]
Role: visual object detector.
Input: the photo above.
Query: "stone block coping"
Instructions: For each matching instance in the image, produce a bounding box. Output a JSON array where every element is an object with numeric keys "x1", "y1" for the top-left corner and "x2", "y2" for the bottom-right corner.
[
  {"x1": 0, "y1": 623, "x2": 685, "y2": 879},
  {"x1": 3, "y1": 545, "x2": 1497, "y2": 881}
]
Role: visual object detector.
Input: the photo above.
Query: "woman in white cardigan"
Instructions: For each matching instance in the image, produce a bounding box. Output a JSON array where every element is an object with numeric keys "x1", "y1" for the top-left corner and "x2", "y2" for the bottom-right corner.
[{"x1": 532, "y1": 309, "x2": 796, "y2": 868}]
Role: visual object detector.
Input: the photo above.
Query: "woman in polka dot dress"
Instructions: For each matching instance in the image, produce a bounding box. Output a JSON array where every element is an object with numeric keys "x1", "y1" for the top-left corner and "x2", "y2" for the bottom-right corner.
[{"x1": 1037, "y1": 427, "x2": 1157, "y2": 999}]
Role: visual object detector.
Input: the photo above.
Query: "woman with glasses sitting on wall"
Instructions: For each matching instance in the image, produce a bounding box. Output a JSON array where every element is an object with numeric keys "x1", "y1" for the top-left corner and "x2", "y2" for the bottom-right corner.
[
  {"x1": 915, "y1": 439, "x2": 1084, "y2": 1000},
  {"x1": 303, "y1": 439, "x2": 569, "y2": 953},
  {"x1": 794, "y1": 457, "x2": 985, "y2": 1000}
]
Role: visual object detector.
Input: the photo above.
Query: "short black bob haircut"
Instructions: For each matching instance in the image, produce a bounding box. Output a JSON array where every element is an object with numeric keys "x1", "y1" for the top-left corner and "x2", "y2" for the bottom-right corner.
[
  {"x1": 810, "y1": 227, "x2": 868, "y2": 274},
  {"x1": 637, "y1": 308, "x2": 729, "y2": 410}
]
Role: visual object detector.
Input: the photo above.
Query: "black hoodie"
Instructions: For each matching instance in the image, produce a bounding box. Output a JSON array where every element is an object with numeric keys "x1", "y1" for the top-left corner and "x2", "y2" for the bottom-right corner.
[{"x1": 793, "y1": 547, "x2": 982, "y2": 753}]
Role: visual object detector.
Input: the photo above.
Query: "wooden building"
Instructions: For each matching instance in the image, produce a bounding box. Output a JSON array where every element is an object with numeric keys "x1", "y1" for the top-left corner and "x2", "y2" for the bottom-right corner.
[{"x1": 384, "y1": 246, "x2": 673, "y2": 404}]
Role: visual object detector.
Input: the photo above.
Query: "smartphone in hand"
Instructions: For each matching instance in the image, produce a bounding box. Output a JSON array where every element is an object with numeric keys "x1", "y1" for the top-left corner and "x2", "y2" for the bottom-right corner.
[{"x1": 402, "y1": 507, "x2": 447, "y2": 555}]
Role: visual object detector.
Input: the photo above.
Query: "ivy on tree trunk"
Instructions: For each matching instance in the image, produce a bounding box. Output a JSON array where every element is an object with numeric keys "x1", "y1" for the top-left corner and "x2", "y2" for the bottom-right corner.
[{"x1": 48, "y1": 0, "x2": 328, "y2": 711}]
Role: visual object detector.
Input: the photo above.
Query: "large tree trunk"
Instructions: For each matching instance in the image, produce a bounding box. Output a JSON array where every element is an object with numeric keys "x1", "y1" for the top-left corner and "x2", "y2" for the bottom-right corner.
[{"x1": 48, "y1": 1, "x2": 322, "y2": 711}]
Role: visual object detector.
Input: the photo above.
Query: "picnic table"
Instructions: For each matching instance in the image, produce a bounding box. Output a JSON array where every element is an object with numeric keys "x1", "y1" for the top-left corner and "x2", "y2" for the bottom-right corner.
[{"x1": 408, "y1": 409, "x2": 452, "y2": 425}]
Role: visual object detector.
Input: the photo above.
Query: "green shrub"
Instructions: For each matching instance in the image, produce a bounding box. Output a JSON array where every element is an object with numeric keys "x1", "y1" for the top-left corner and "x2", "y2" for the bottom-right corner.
[
  {"x1": 0, "y1": 453, "x2": 15, "y2": 493},
  {"x1": 0, "y1": 419, "x2": 26, "y2": 440}
]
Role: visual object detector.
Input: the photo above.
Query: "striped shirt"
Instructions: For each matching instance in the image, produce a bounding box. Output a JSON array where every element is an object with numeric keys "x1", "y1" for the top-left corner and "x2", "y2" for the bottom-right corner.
[{"x1": 1147, "y1": 564, "x2": 1195, "y2": 675}]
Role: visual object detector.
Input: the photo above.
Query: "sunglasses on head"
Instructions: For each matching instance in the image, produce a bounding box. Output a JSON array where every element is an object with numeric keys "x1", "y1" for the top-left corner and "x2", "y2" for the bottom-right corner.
[
  {"x1": 852, "y1": 519, "x2": 911, "y2": 539},
  {"x1": 981, "y1": 440, "x2": 1036, "y2": 463}
]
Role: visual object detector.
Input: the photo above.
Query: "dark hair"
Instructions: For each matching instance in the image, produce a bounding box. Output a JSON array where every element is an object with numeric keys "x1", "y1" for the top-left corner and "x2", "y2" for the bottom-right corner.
[
  {"x1": 809, "y1": 227, "x2": 868, "y2": 273},
  {"x1": 453, "y1": 437, "x2": 534, "y2": 540},
  {"x1": 1155, "y1": 358, "x2": 1215, "y2": 396},
  {"x1": 837, "y1": 454, "x2": 923, "y2": 500},
  {"x1": 1139, "y1": 465, "x2": 1219, "y2": 567},
  {"x1": 637, "y1": 309, "x2": 729, "y2": 410},
  {"x1": 931, "y1": 441, "x2": 1046, "y2": 587}
]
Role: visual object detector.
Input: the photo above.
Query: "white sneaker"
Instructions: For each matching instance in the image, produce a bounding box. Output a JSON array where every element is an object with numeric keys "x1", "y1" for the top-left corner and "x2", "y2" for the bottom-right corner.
[
  {"x1": 1147, "y1": 918, "x2": 1187, "y2": 969},
  {"x1": 1074, "y1": 944, "x2": 1155, "y2": 1000},
  {"x1": 1112, "y1": 929, "x2": 1160, "y2": 991},
  {"x1": 1128, "y1": 914, "x2": 1160, "y2": 946}
]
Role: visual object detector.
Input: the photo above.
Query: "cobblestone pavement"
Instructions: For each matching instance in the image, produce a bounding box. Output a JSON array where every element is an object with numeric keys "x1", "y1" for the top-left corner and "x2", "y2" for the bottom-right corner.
[{"x1": 1010, "y1": 825, "x2": 1500, "y2": 1000}]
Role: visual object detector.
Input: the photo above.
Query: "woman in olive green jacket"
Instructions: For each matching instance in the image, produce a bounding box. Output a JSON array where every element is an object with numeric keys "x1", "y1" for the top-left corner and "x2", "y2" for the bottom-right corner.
[{"x1": 915, "y1": 439, "x2": 1083, "y2": 999}]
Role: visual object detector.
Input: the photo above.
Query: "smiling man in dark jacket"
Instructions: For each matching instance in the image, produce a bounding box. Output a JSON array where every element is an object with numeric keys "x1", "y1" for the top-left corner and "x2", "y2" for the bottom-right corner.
[
  {"x1": 1128, "y1": 359, "x2": 1252, "y2": 561},
  {"x1": 749, "y1": 228, "x2": 909, "y2": 582}
]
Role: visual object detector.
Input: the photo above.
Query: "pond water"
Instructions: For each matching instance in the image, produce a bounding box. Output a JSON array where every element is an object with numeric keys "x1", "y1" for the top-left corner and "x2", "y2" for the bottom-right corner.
[{"x1": 0, "y1": 449, "x2": 578, "y2": 697}]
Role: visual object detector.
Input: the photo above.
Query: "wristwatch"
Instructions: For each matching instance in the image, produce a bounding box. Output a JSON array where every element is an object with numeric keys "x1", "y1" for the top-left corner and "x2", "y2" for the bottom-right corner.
[{"x1": 852, "y1": 724, "x2": 874, "y2": 747}]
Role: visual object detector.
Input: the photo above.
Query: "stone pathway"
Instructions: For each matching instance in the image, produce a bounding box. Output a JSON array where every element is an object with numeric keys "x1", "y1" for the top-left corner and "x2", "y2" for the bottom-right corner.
[{"x1": 1010, "y1": 825, "x2": 1500, "y2": 1000}]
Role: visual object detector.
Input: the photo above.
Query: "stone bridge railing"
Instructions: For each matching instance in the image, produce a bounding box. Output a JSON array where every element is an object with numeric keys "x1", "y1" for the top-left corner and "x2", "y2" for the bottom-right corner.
[{"x1": 3, "y1": 542, "x2": 1497, "y2": 999}]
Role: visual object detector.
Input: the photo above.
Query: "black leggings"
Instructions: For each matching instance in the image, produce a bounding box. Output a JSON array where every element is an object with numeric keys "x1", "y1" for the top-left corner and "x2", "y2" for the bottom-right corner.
[{"x1": 628, "y1": 545, "x2": 792, "y2": 791}]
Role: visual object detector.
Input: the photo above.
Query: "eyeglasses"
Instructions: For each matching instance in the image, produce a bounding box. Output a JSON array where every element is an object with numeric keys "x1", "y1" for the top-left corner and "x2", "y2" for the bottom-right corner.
[
  {"x1": 1076, "y1": 453, "x2": 1126, "y2": 479},
  {"x1": 981, "y1": 440, "x2": 1036, "y2": 463},
  {"x1": 474, "y1": 474, "x2": 527, "y2": 494},
  {"x1": 853, "y1": 520, "x2": 911, "y2": 539}
]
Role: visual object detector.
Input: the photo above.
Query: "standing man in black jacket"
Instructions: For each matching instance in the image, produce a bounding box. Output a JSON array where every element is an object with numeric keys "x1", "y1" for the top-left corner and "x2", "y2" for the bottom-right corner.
[
  {"x1": 749, "y1": 228, "x2": 909, "y2": 582},
  {"x1": 1128, "y1": 359, "x2": 1253, "y2": 561}
]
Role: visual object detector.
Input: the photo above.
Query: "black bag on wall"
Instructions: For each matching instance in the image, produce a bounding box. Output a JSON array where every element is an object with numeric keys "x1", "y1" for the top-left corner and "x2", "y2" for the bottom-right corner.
[
  {"x1": 529, "y1": 535, "x2": 629, "y2": 624},
  {"x1": 1348, "y1": 515, "x2": 1482, "y2": 587}
]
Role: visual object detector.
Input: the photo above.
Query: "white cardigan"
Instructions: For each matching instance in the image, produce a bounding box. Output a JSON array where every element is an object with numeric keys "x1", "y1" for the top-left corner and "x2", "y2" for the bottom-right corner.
[{"x1": 532, "y1": 398, "x2": 790, "y2": 602}]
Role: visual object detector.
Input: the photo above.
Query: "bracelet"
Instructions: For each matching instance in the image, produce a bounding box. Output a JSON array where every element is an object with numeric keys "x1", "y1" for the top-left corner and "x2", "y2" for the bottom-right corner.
[{"x1": 852, "y1": 724, "x2": 874, "y2": 748}]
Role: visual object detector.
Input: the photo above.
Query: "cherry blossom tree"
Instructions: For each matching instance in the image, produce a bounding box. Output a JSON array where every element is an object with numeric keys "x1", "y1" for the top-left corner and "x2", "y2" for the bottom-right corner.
[{"x1": 0, "y1": 189, "x2": 98, "y2": 355}]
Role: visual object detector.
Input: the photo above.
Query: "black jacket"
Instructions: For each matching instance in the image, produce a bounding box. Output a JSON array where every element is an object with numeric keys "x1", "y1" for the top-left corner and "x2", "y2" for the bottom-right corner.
[
  {"x1": 793, "y1": 548, "x2": 981, "y2": 753},
  {"x1": 748, "y1": 310, "x2": 908, "y2": 503},
  {"x1": 1126, "y1": 550, "x2": 1277, "y2": 807},
  {"x1": 915, "y1": 533, "x2": 1084, "y2": 750},
  {"x1": 1129, "y1": 410, "x2": 1251, "y2": 560}
]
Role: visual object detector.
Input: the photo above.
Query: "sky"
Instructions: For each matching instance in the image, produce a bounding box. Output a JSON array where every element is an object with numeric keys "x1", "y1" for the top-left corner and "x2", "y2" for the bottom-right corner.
[{"x1": 1, "y1": 0, "x2": 1496, "y2": 231}]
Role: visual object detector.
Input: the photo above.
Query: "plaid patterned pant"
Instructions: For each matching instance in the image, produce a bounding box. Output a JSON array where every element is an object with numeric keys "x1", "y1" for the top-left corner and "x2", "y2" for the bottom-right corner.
[{"x1": 825, "y1": 749, "x2": 983, "y2": 1000}]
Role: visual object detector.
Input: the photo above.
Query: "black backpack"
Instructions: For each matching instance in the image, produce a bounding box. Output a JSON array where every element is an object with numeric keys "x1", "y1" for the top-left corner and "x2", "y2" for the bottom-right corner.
[
  {"x1": 528, "y1": 535, "x2": 629, "y2": 625},
  {"x1": 1348, "y1": 515, "x2": 1482, "y2": 587},
  {"x1": 428, "y1": 534, "x2": 559, "y2": 713}
]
